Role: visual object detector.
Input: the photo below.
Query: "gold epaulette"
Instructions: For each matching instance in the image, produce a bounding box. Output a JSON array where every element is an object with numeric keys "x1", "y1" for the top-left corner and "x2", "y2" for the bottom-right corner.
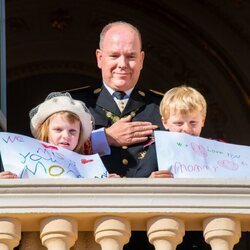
[
  {"x1": 149, "y1": 89, "x2": 164, "y2": 96},
  {"x1": 62, "y1": 85, "x2": 91, "y2": 93},
  {"x1": 138, "y1": 90, "x2": 145, "y2": 97}
]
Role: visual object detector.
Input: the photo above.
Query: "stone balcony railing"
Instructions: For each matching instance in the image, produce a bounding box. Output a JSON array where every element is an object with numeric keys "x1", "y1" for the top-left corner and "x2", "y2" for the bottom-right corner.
[{"x1": 0, "y1": 178, "x2": 250, "y2": 250}]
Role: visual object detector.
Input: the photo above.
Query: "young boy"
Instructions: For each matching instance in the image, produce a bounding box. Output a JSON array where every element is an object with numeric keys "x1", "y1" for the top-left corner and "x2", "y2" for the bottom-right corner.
[
  {"x1": 133, "y1": 85, "x2": 206, "y2": 178},
  {"x1": 160, "y1": 85, "x2": 206, "y2": 136},
  {"x1": 159, "y1": 86, "x2": 210, "y2": 250}
]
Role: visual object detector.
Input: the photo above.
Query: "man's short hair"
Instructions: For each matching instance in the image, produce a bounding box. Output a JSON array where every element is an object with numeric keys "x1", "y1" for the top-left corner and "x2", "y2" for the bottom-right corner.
[{"x1": 99, "y1": 21, "x2": 142, "y2": 50}]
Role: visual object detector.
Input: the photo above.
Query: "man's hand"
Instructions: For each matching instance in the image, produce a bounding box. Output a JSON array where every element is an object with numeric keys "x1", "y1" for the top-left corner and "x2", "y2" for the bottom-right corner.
[
  {"x1": 105, "y1": 115, "x2": 157, "y2": 147},
  {"x1": 149, "y1": 170, "x2": 173, "y2": 178}
]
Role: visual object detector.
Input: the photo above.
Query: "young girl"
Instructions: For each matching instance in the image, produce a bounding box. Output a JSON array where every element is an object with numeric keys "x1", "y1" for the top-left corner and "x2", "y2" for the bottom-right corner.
[
  {"x1": 29, "y1": 91, "x2": 93, "y2": 154},
  {"x1": 0, "y1": 92, "x2": 94, "y2": 178}
]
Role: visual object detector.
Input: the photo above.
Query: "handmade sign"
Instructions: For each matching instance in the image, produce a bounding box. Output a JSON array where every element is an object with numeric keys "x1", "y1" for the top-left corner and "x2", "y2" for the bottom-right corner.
[
  {"x1": 155, "y1": 131, "x2": 250, "y2": 178},
  {"x1": 0, "y1": 132, "x2": 108, "y2": 179}
]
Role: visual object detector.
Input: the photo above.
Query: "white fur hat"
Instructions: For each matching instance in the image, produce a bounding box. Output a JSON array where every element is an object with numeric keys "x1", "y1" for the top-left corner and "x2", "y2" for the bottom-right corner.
[{"x1": 29, "y1": 92, "x2": 94, "y2": 142}]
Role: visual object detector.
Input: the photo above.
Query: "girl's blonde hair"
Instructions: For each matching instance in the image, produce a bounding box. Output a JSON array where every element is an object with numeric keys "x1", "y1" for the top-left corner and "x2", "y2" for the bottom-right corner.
[
  {"x1": 160, "y1": 85, "x2": 207, "y2": 120},
  {"x1": 36, "y1": 111, "x2": 85, "y2": 154}
]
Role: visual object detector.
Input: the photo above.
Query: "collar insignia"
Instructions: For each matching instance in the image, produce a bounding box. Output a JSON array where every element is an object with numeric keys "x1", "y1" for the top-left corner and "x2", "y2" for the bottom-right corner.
[{"x1": 138, "y1": 90, "x2": 145, "y2": 97}]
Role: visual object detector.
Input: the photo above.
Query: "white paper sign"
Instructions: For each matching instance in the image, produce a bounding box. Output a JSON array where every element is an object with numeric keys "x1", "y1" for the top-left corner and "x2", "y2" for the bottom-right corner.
[
  {"x1": 155, "y1": 131, "x2": 250, "y2": 178},
  {"x1": 0, "y1": 132, "x2": 108, "y2": 179}
]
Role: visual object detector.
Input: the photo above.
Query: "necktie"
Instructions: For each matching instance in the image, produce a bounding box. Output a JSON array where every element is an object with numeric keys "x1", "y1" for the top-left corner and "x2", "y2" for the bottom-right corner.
[
  {"x1": 113, "y1": 91, "x2": 127, "y2": 112},
  {"x1": 113, "y1": 91, "x2": 126, "y2": 100}
]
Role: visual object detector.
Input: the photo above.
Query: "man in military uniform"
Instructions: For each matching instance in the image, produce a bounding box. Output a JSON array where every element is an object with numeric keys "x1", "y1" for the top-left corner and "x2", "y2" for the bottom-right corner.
[
  {"x1": 70, "y1": 21, "x2": 173, "y2": 250},
  {"x1": 71, "y1": 21, "x2": 172, "y2": 179},
  {"x1": 71, "y1": 85, "x2": 166, "y2": 177}
]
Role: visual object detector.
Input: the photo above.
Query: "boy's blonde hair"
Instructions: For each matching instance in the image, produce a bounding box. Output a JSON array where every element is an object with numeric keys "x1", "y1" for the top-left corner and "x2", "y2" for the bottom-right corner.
[
  {"x1": 160, "y1": 85, "x2": 207, "y2": 120},
  {"x1": 36, "y1": 111, "x2": 85, "y2": 154}
]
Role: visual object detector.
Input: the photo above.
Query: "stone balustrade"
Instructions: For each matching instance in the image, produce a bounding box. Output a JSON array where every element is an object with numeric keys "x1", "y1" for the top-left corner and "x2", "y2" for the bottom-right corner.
[{"x1": 0, "y1": 178, "x2": 250, "y2": 249}]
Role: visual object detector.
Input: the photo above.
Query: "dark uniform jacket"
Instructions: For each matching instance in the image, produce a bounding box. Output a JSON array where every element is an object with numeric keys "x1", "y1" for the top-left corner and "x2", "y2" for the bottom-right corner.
[
  {"x1": 0, "y1": 156, "x2": 3, "y2": 172},
  {"x1": 70, "y1": 84, "x2": 164, "y2": 177}
]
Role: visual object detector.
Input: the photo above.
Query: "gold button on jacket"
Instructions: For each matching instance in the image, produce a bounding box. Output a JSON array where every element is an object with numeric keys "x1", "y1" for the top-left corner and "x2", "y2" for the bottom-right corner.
[{"x1": 122, "y1": 159, "x2": 129, "y2": 165}]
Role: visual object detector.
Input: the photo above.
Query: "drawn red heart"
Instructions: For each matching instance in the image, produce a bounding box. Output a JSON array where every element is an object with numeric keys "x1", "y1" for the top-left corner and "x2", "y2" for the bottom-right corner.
[
  {"x1": 41, "y1": 143, "x2": 58, "y2": 150},
  {"x1": 81, "y1": 159, "x2": 94, "y2": 164}
]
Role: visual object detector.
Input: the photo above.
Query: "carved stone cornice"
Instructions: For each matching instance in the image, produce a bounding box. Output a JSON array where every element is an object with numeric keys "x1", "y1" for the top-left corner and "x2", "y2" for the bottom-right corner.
[{"x1": 1, "y1": 178, "x2": 250, "y2": 232}]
